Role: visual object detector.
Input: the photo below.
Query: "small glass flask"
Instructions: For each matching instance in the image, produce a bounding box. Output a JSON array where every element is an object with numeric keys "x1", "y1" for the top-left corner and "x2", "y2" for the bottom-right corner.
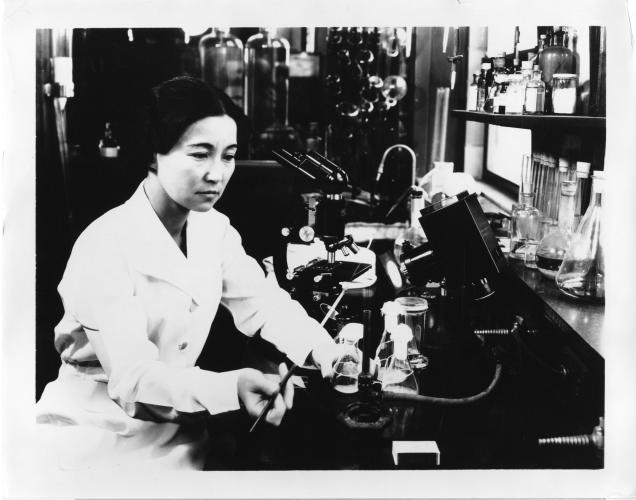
[
  {"x1": 332, "y1": 323, "x2": 363, "y2": 394},
  {"x1": 374, "y1": 301, "x2": 401, "y2": 381},
  {"x1": 382, "y1": 324, "x2": 419, "y2": 395},
  {"x1": 510, "y1": 155, "x2": 542, "y2": 264},
  {"x1": 556, "y1": 174, "x2": 605, "y2": 302},
  {"x1": 535, "y1": 166, "x2": 578, "y2": 279}
]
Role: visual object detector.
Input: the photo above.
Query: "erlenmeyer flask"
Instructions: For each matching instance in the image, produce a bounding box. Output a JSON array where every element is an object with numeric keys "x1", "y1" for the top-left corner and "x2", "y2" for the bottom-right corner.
[
  {"x1": 333, "y1": 323, "x2": 363, "y2": 394},
  {"x1": 375, "y1": 301, "x2": 401, "y2": 381},
  {"x1": 382, "y1": 324, "x2": 419, "y2": 395},
  {"x1": 555, "y1": 174, "x2": 605, "y2": 302}
]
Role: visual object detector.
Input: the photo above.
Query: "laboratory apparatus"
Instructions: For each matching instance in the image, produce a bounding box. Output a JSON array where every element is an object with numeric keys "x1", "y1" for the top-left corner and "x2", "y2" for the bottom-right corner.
[
  {"x1": 333, "y1": 323, "x2": 364, "y2": 394},
  {"x1": 395, "y1": 296, "x2": 429, "y2": 369},
  {"x1": 382, "y1": 324, "x2": 419, "y2": 395},
  {"x1": 98, "y1": 122, "x2": 120, "y2": 158},
  {"x1": 245, "y1": 28, "x2": 295, "y2": 157},
  {"x1": 509, "y1": 155, "x2": 542, "y2": 264},
  {"x1": 556, "y1": 174, "x2": 605, "y2": 302},
  {"x1": 537, "y1": 27, "x2": 575, "y2": 84},
  {"x1": 551, "y1": 74, "x2": 578, "y2": 114},
  {"x1": 375, "y1": 301, "x2": 401, "y2": 381},
  {"x1": 573, "y1": 162, "x2": 592, "y2": 226},
  {"x1": 524, "y1": 65, "x2": 546, "y2": 114},
  {"x1": 535, "y1": 166, "x2": 578, "y2": 278},
  {"x1": 199, "y1": 28, "x2": 245, "y2": 109}
]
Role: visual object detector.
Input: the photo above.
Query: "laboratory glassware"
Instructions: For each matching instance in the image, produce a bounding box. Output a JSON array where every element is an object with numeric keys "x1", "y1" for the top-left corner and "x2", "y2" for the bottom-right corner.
[
  {"x1": 509, "y1": 155, "x2": 542, "y2": 263},
  {"x1": 535, "y1": 167, "x2": 578, "y2": 278},
  {"x1": 245, "y1": 28, "x2": 292, "y2": 156},
  {"x1": 524, "y1": 66, "x2": 546, "y2": 114},
  {"x1": 538, "y1": 27, "x2": 575, "y2": 84},
  {"x1": 332, "y1": 323, "x2": 363, "y2": 393},
  {"x1": 382, "y1": 324, "x2": 419, "y2": 395},
  {"x1": 467, "y1": 73, "x2": 478, "y2": 111},
  {"x1": 395, "y1": 296, "x2": 429, "y2": 369},
  {"x1": 556, "y1": 174, "x2": 605, "y2": 302},
  {"x1": 551, "y1": 74, "x2": 578, "y2": 114},
  {"x1": 505, "y1": 73, "x2": 526, "y2": 114},
  {"x1": 574, "y1": 161, "x2": 592, "y2": 226},
  {"x1": 375, "y1": 301, "x2": 401, "y2": 381},
  {"x1": 476, "y1": 63, "x2": 489, "y2": 111},
  {"x1": 199, "y1": 28, "x2": 245, "y2": 109}
]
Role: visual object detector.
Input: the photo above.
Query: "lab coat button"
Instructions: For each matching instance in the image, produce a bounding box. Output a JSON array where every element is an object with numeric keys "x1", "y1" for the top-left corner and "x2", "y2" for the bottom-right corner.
[{"x1": 177, "y1": 341, "x2": 189, "y2": 350}]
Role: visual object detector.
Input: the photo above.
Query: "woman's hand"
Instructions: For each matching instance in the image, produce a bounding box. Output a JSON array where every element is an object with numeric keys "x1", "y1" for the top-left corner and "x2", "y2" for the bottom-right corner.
[{"x1": 237, "y1": 363, "x2": 294, "y2": 427}]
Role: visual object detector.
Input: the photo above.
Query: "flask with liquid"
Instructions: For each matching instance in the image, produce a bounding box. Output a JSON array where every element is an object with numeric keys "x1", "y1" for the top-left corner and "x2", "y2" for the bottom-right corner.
[
  {"x1": 535, "y1": 166, "x2": 578, "y2": 278},
  {"x1": 199, "y1": 28, "x2": 245, "y2": 109},
  {"x1": 332, "y1": 324, "x2": 363, "y2": 394},
  {"x1": 374, "y1": 301, "x2": 401, "y2": 381},
  {"x1": 382, "y1": 324, "x2": 419, "y2": 395},
  {"x1": 556, "y1": 174, "x2": 605, "y2": 302}
]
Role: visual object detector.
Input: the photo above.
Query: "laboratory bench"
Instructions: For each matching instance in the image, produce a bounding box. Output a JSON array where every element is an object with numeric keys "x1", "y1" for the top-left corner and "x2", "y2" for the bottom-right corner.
[{"x1": 200, "y1": 240, "x2": 605, "y2": 471}]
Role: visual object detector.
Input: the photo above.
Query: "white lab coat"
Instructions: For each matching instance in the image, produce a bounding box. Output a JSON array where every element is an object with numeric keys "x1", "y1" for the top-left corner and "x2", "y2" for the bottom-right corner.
[{"x1": 35, "y1": 180, "x2": 333, "y2": 470}]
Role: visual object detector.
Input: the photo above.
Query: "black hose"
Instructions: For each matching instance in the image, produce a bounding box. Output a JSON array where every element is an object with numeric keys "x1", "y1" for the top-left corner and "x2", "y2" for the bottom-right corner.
[{"x1": 382, "y1": 362, "x2": 503, "y2": 405}]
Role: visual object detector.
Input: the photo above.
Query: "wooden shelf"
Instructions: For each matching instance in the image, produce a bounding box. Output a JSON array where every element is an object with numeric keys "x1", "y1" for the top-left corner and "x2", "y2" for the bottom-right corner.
[{"x1": 451, "y1": 110, "x2": 606, "y2": 131}]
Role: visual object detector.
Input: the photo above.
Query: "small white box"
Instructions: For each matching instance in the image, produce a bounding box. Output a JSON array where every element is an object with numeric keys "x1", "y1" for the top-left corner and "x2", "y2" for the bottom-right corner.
[{"x1": 392, "y1": 440, "x2": 440, "y2": 467}]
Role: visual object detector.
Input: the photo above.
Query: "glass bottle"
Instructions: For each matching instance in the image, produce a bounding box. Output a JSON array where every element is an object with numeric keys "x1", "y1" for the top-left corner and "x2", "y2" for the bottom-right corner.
[
  {"x1": 476, "y1": 63, "x2": 489, "y2": 111},
  {"x1": 510, "y1": 155, "x2": 542, "y2": 264},
  {"x1": 573, "y1": 161, "x2": 592, "y2": 227},
  {"x1": 505, "y1": 73, "x2": 526, "y2": 114},
  {"x1": 467, "y1": 74, "x2": 478, "y2": 111},
  {"x1": 375, "y1": 301, "x2": 401, "y2": 381},
  {"x1": 382, "y1": 324, "x2": 419, "y2": 395},
  {"x1": 524, "y1": 65, "x2": 546, "y2": 114},
  {"x1": 99, "y1": 122, "x2": 120, "y2": 158},
  {"x1": 556, "y1": 174, "x2": 605, "y2": 302},
  {"x1": 333, "y1": 324, "x2": 363, "y2": 393},
  {"x1": 245, "y1": 28, "x2": 294, "y2": 157},
  {"x1": 199, "y1": 28, "x2": 244, "y2": 109},
  {"x1": 538, "y1": 27, "x2": 575, "y2": 84},
  {"x1": 538, "y1": 27, "x2": 575, "y2": 113},
  {"x1": 535, "y1": 167, "x2": 578, "y2": 279}
]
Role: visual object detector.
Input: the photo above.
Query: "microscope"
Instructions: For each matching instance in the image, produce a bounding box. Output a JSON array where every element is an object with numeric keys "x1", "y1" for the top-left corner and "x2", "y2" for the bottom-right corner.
[{"x1": 271, "y1": 149, "x2": 373, "y2": 328}]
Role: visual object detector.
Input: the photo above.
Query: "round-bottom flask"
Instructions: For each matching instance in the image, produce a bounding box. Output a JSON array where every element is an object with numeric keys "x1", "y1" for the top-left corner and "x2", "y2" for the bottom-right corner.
[{"x1": 332, "y1": 324, "x2": 363, "y2": 394}]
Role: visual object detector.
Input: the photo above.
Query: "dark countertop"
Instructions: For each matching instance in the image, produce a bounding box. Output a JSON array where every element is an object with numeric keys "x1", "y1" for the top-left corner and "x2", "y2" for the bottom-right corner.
[{"x1": 508, "y1": 260, "x2": 605, "y2": 358}]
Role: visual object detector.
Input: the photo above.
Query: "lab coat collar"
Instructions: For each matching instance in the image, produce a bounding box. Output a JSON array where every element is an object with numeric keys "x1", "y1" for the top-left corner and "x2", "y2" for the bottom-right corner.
[{"x1": 123, "y1": 181, "x2": 219, "y2": 306}]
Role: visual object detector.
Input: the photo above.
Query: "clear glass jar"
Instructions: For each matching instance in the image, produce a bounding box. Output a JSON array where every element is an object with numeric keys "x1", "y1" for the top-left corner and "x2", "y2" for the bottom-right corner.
[
  {"x1": 524, "y1": 66, "x2": 546, "y2": 114},
  {"x1": 395, "y1": 296, "x2": 428, "y2": 369},
  {"x1": 505, "y1": 73, "x2": 526, "y2": 114},
  {"x1": 199, "y1": 28, "x2": 244, "y2": 109},
  {"x1": 551, "y1": 73, "x2": 578, "y2": 114}
]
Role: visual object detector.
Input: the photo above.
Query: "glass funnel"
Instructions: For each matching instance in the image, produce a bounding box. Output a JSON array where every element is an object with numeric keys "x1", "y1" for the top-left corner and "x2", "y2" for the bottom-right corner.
[{"x1": 555, "y1": 174, "x2": 605, "y2": 302}]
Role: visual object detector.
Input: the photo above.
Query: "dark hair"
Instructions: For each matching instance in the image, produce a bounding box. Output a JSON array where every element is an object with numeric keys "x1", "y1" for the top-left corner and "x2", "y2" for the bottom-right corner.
[{"x1": 144, "y1": 76, "x2": 249, "y2": 168}]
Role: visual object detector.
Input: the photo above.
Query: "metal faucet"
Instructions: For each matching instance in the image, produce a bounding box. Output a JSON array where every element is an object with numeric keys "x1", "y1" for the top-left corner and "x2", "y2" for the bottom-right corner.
[{"x1": 375, "y1": 144, "x2": 418, "y2": 188}]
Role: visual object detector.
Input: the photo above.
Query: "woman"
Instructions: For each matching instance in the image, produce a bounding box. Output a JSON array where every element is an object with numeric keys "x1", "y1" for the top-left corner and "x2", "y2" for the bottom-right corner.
[{"x1": 35, "y1": 76, "x2": 340, "y2": 470}]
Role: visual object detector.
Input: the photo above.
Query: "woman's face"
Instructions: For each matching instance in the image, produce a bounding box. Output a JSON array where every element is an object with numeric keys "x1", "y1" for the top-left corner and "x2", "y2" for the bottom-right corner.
[{"x1": 156, "y1": 115, "x2": 238, "y2": 212}]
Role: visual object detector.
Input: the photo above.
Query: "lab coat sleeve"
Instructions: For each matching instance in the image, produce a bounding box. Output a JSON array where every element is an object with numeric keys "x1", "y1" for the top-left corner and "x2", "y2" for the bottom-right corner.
[
  {"x1": 59, "y1": 230, "x2": 245, "y2": 422},
  {"x1": 219, "y1": 220, "x2": 334, "y2": 366}
]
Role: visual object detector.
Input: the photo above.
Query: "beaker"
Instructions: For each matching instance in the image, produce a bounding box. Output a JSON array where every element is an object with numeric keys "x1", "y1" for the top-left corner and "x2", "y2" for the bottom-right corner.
[
  {"x1": 395, "y1": 296, "x2": 429, "y2": 369},
  {"x1": 555, "y1": 175, "x2": 605, "y2": 302}
]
